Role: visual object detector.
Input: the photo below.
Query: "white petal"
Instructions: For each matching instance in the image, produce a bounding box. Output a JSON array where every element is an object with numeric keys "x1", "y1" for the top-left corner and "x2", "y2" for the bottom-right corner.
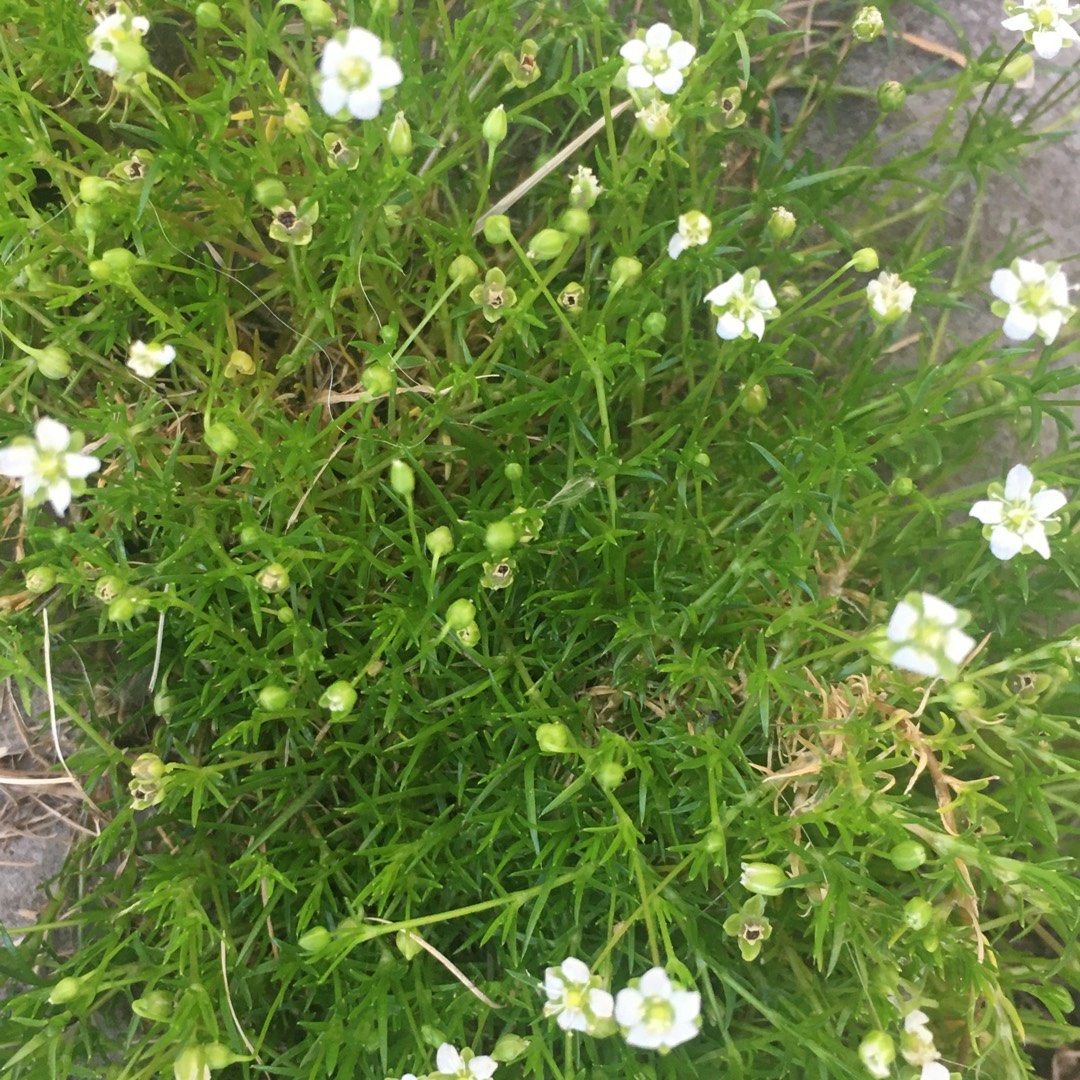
[
  {"x1": 620, "y1": 40, "x2": 646, "y2": 63},
  {"x1": 35, "y1": 418, "x2": 71, "y2": 452},
  {"x1": 921, "y1": 593, "x2": 959, "y2": 625},
  {"x1": 944, "y1": 628, "x2": 975, "y2": 664},
  {"x1": 1032, "y1": 488, "x2": 1067, "y2": 517},
  {"x1": 589, "y1": 987, "x2": 614, "y2": 1018},
  {"x1": 319, "y1": 79, "x2": 348, "y2": 116},
  {"x1": 1020, "y1": 523, "x2": 1051, "y2": 558},
  {"x1": 745, "y1": 311, "x2": 765, "y2": 340},
  {"x1": 544, "y1": 970, "x2": 564, "y2": 998},
  {"x1": 347, "y1": 86, "x2": 383, "y2": 120},
  {"x1": 667, "y1": 40, "x2": 696, "y2": 68},
  {"x1": 886, "y1": 601, "x2": 918, "y2": 642},
  {"x1": 653, "y1": 68, "x2": 684, "y2": 95},
  {"x1": 1004, "y1": 463, "x2": 1033, "y2": 500},
  {"x1": 674, "y1": 989, "x2": 701, "y2": 1023},
  {"x1": 345, "y1": 27, "x2": 383, "y2": 59},
  {"x1": 21, "y1": 472, "x2": 45, "y2": 501},
  {"x1": 644, "y1": 23, "x2": 673, "y2": 48},
  {"x1": 372, "y1": 55, "x2": 403, "y2": 90},
  {"x1": 1032, "y1": 29, "x2": 1063, "y2": 58},
  {"x1": 89, "y1": 49, "x2": 119, "y2": 74},
  {"x1": 46, "y1": 478, "x2": 73, "y2": 515},
  {"x1": 1001, "y1": 13, "x2": 1034, "y2": 31},
  {"x1": 715, "y1": 312, "x2": 744, "y2": 339},
  {"x1": 625, "y1": 65, "x2": 653, "y2": 89},
  {"x1": 989, "y1": 525, "x2": 1023, "y2": 560},
  {"x1": 0, "y1": 445, "x2": 39, "y2": 478},
  {"x1": 969, "y1": 498, "x2": 1004, "y2": 525},
  {"x1": 891, "y1": 646, "x2": 941, "y2": 678},
  {"x1": 1002, "y1": 306, "x2": 1038, "y2": 341},
  {"x1": 614, "y1": 987, "x2": 644, "y2": 1026},
  {"x1": 468, "y1": 1055, "x2": 497, "y2": 1079},
  {"x1": 1015, "y1": 258, "x2": 1047, "y2": 284},
  {"x1": 922, "y1": 1063, "x2": 951, "y2": 1080},
  {"x1": 1037, "y1": 309, "x2": 1064, "y2": 344},
  {"x1": 753, "y1": 279, "x2": 777, "y2": 309},
  {"x1": 436, "y1": 1044, "x2": 462, "y2": 1075},
  {"x1": 704, "y1": 277, "x2": 740, "y2": 305},
  {"x1": 624, "y1": 1024, "x2": 666, "y2": 1049},
  {"x1": 320, "y1": 39, "x2": 343, "y2": 76},
  {"x1": 989, "y1": 268, "x2": 1020, "y2": 302},
  {"x1": 64, "y1": 452, "x2": 100, "y2": 480},
  {"x1": 904, "y1": 1010, "x2": 930, "y2": 1033},
  {"x1": 556, "y1": 1007, "x2": 587, "y2": 1032},
  {"x1": 668, "y1": 233, "x2": 686, "y2": 259},
  {"x1": 637, "y1": 967, "x2": 672, "y2": 997},
  {"x1": 1049, "y1": 270, "x2": 1072, "y2": 305},
  {"x1": 560, "y1": 957, "x2": 590, "y2": 983}
]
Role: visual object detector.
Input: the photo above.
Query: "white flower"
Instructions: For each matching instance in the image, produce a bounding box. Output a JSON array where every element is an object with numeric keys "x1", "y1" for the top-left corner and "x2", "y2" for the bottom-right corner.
[
  {"x1": 886, "y1": 592, "x2": 975, "y2": 681},
  {"x1": 667, "y1": 210, "x2": 712, "y2": 259},
  {"x1": 620, "y1": 23, "x2": 696, "y2": 96},
  {"x1": 1002, "y1": 1, "x2": 1080, "y2": 59},
  {"x1": 318, "y1": 27, "x2": 403, "y2": 120},
  {"x1": 614, "y1": 967, "x2": 701, "y2": 1052},
  {"x1": 87, "y1": 3, "x2": 150, "y2": 78},
  {"x1": 704, "y1": 269, "x2": 779, "y2": 340},
  {"x1": 433, "y1": 1043, "x2": 497, "y2": 1080},
  {"x1": 0, "y1": 418, "x2": 101, "y2": 515},
  {"x1": 989, "y1": 258, "x2": 1074, "y2": 344},
  {"x1": 921, "y1": 1063, "x2": 950, "y2": 1080},
  {"x1": 127, "y1": 340, "x2": 176, "y2": 378},
  {"x1": 568, "y1": 166, "x2": 603, "y2": 210},
  {"x1": 542, "y1": 956, "x2": 615, "y2": 1034},
  {"x1": 866, "y1": 271, "x2": 916, "y2": 323},
  {"x1": 969, "y1": 463, "x2": 1066, "y2": 560}
]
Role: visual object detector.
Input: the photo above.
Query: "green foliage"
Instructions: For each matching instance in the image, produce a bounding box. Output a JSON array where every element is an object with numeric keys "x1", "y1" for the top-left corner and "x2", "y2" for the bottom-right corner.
[{"x1": 1, "y1": 0, "x2": 1080, "y2": 1078}]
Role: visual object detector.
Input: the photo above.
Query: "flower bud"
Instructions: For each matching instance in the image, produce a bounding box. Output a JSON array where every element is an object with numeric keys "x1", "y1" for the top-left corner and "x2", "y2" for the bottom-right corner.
[
  {"x1": 90, "y1": 247, "x2": 136, "y2": 282},
  {"x1": 766, "y1": 206, "x2": 796, "y2": 243},
  {"x1": 693, "y1": 451, "x2": 711, "y2": 467},
  {"x1": 283, "y1": 101, "x2": 310, "y2": 136},
  {"x1": 48, "y1": 976, "x2": 85, "y2": 1005},
  {"x1": 204, "y1": 421, "x2": 239, "y2": 455},
  {"x1": 946, "y1": 681, "x2": 982, "y2": 710},
  {"x1": 389, "y1": 459, "x2": 415, "y2": 496},
  {"x1": 238, "y1": 525, "x2": 262, "y2": 546},
  {"x1": 643, "y1": 312, "x2": 667, "y2": 337},
  {"x1": 79, "y1": 175, "x2": 118, "y2": 204},
  {"x1": 703, "y1": 827, "x2": 725, "y2": 854},
  {"x1": 560, "y1": 208, "x2": 590, "y2": 237},
  {"x1": 902, "y1": 897, "x2": 934, "y2": 931},
  {"x1": 1001, "y1": 52, "x2": 1034, "y2": 83},
  {"x1": 445, "y1": 598, "x2": 476, "y2": 630},
  {"x1": 482, "y1": 105, "x2": 508, "y2": 150},
  {"x1": 173, "y1": 1047, "x2": 207, "y2": 1080},
  {"x1": 254, "y1": 178, "x2": 288, "y2": 208},
  {"x1": 75, "y1": 204, "x2": 103, "y2": 238},
  {"x1": 852, "y1": 247, "x2": 879, "y2": 272},
  {"x1": 319, "y1": 680, "x2": 358, "y2": 716},
  {"x1": 504, "y1": 462, "x2": 523, "y2": 482},
  {"x1": 877, "y1": 80, "x2": 906, "y2": 112},
  {"x1": 527, "y1": 229, "x2": 569, "y2": 262},
  {"x1": 536, "y1": 721, "x2": 573, "y2": 754},
  {"x1": 95, "y1": 575, "x2": 126, "y2": 603},
  {"x1": 888, "y1": 840, "x2": 927, "y2": 871},
  {"x1": 425, "y1": 526, "x2": 454, "y2": 559},
  {"x1": 610, "y1": 256, "x2": 642, "y2": 291},
  {"x1": 363, "y1": 363, "x2": 394, "y2": 396},
  {"x1": 299, "y1": 926, "x2": 333, "y2": 952},
  {"x1": 485, "y1": 519, "x2": 517, "y2": 553},
  {"x1": 108, "y1": 593, "x2": 138, "y2": 622},
  {"x1": 491, "y1": 1034, "x2": 530, "y2": 1063},
  {"x1": 25, "y1": 566, "x2": 57, "y2": 593},
  {"x1": 194, "y1": 2, "x2": 222, "y2": 27},
  {"x1": 483, "y1": 215, "x2": 513, "y2": 245},
  {"x1": 457, "y1": 620, "x2": 481, "y2": 647},
  {"x1": 297, "y1": 0, "x2": 335, "y2": 25},
  {"x1": 257, "y1": 686, "x2": 290, "y2": 711},
  {"x1": 257, "y1": 563, "x2": 290, "y2": 593},
  {"x1": 890, "y1": 476, "x2": 914, "y2": 496},
  {"x1": 386, "y1": 111, "x2": 413, "y2": 159},
  {"x1": 203, "y1": 1044, "x2": 242, "y2": 1069},
  {"x1": 153, "y1": 691, "x2": 176, "y2": 718},
  {"x1": 852, "y1": 6, "x2": 885, "y2": 42},
  {"x1": 450, "y1": 255, "x2": 480, "y2": 283},
  {"x1": 740, "y1": 382, "x2": 768, "y2": 415},
  {"x1": 34, "y1": 346, "x2": 72, "y2": 380},
  {"x1": 739, "y1": 861, "x2": 787, "y2": 896},
  {"x1": 595, "y1": 761, "x2": 625, "y2": 789},
  {"x1": 131, "y1": 989, "x2": 173, "y2": 1021}
]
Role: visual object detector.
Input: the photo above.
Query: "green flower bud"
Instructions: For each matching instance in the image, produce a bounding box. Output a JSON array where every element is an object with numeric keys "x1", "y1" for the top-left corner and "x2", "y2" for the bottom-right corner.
[
  {"x1": 636, "y1": 100, "x2": 673, "y2": 139},
  {"x1": 536, "y1": 721, "x2": 573, "y2": 754},
  {"x1": 902, "y1": 897, "x2": 934, "y2": 931},
  {"x1": 560, "y1": 208, "x2": 591, "y2": 237},
  {"x1": 283, "y1": 100, "x2": 310, "y2": 136},
  {"x1": 739, "y1": 861, "x2": 787, "y2": 896},
  {"x1": 425, "y1": 526, "x2": 454, "y2": 558},
  {"x1": 389, "y1": 459, "x2": 415, "y2": 496},
  {"x1": 693, "y1": 451, "x2": 711, "y2": 468},
  {"x1": 858, "y1": 1031, "x2": 895, "y2": 1077},
  {"x1": 48, "y1": 976, "x2": 85, "y2": 1005},
  {"x1": 131, "y1": 989, "x2": 173, "y2": 1021},
  {"x1": 852, "y1": 247, "x2": 880, "y2": 272},
  {"x1": 642, "y1": 312, "x2": 667, "y2": 337},
  {"x1": 94, "y1": 575, "x2": 126, "y2": 603},
  {"x1": 194, "y1": 2, "x2": 221, "y2": 28},
  {"x1": 204, "y1": 421, "x2": 239, "y2": 455},
  {"x1": 740, "y1": 382, "x2": 768, "y2": 415},
  {"x1": 504, "y1": 462, "x2": 523, "y2": 482},
  {"x1": 888, "y1": 840, "x2": 928, "y2": 871},
  {"x1": 276, "y1": 606, "x2": 294, "y2": 624},
  {"x1": 877, "y1": 80, "x2": 906, "y2": 112},
  {"x1": 238, "y1": 525, "x2": 262, "y2": 546},
  {"x1": 766, "y1": 206, "x2": 797, "y2": 243},
  {"x1": 257, "y1": 563, "x2": 290, "y2": 593},
  {"x1": 131, "y1": 753, "x2": 166, "y2": 784},
  {"x1": 703, "y1": 827, "x2": 725, "y2": 854},
  {"x1": 491, "y1": 1034, "x2": 530, "y2": 1063},
  {"x1": 946, "y1": 681, "x2": 982, "y2": 710},
  {"x1": 526, "y1": 228, "x2": 569, "y2": 262},
  {"x1": 482, "y1": 105, "x2": 508, "y2": 149},
  {"x1": 558, "y1": 281, "x2": 585, "y2": 314},
  {"x1": 34, "y1": 346, "x2": 72, "y2": 380},
  {"x1": 319, "y1": 680, "x2": 358, "y2": 716},
  {"x1": 90, "y1": 247, "x2": 136, "y2": 282},
  {"x1": 75, "y1": 203, "x2": 103, "y2": 238},
  {"x1": 890, "y1": 476, "x2": 914, "y2": 496},
  {"x1": 299, "y1": 926, "x2": 333, "y2": 952},
  {"x1": 445, "y1": 598, "x2": 476, "y2": 630},
  {"x1": 173, "y1": 1047, "x2": 207, "y2": 1080},
  {"x1": 153, "y1": 691, "x2": 175, "y2": 718},
  {"x1": 79, "y1": 175, "x2": 118, "y2": 204},
  {"x1": 1001, "y1": 52, "x2": 1034, "y2": 83},
  {"x1": 483, "y1": 214, "x2": 513, "y2": 244},
  {"x1": 485, "y1": 519, "x2": 517, "y2": 553},
  {"x1": 457, "y1": 620, "x2": 481, "y2": 647},
  {"x1": 25, "y1": 566, "x2": 57, "y2": 593},
  {"x1": 610, "y1": 255, "x2": 642, "y2": 291},
  {"x1": 254, "y1": 178, "x2": 288, "y2": 208},
  {"x1": 852, "y1": 6, "x2": 885, "y2": 42},
  {"x1": 203, "y1": 1044, "x2": 242, "y2": 1069},
  {"x1": 297, "y1": 0, "x2": 335, "y2": 25},
  {"x1": 387, "y1": 111, "x2": 413, "y2": 159},
  {"x1": 108, "y1": 594, "x2": 138, "y2": 622},
  {"x1": 450, "y1": 254, "x2": 480, "y2": 283},
  {"x1": 363, "y1": 363, "x2": 394, "y2": 396},
  {"x1": 257, "y1": 686, "x2": 290, "y2": 711},
  {"x1": 595, "y1": 761, "x2": 625, "y2": 789}
]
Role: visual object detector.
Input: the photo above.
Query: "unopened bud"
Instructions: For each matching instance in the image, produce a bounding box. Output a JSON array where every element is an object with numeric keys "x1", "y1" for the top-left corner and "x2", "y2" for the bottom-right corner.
[
  {"x1": 852, "y1": 247, "x2": 879, "y2": 272},
  {"x1": 450, "y1": 254, "x2": 479, "y2": 283},
  {"x1": 485, "y1": 519, "x2": 517, "y2": 553},
  {"x1": 852, "y1": 6, "x2": 885, "y2": 42},
  {"x1": 877, "y1": 80, "x2": 906, "y2": 112},
  {"x1": 425, "y1": 526, "x2": 454, "y2": 559},
  {"x1": 483, "y1": 214, "x2": 513, "y2": 245},
  {"x1": 595, "y1": 761, "x2": 625, "y2": 789},
  {"x1": 888, "y1": 841, "x2": 928, "y2": 871},
  {"x1": 79, "y1": 176, "x2": 118, "y2": 204},
  {"x1": 387, "y1": 111, "x2": 413, "y2": 158},
  {"x1": 396, "y1": 928, "x2": 423, "y2": 960},
  {"x1": 319, "y1": 680, "x2": 357, "y2": 716},
  {"x1": 389, "y1": 459, "x2": 415, "y2": 496},
  {"x1": 560, "y1": 208, "x2": 590, "y2": 237},
  {"x1": 902, "y1": 897, "x2": 934, "y2": 931},
  {"x1": 739, "y1": 861, "x2": 787, "y2": 896},
  {"x1": 48, "y1": 976, "x2": 85, "y2": 1005},
  {"x1": 482, "y1": 105, "x2": 508, "y2": 149},
  {"x1": 254, "y1": 178, "x2": 288, "y2": 208},
  {"x1": 297, "y1": 0, "x2": 335, "y2": 24},
  {"x1": 740, "y1": 382, "x2": 768, "y2": 415},
  {"x1": 636, "y1": 100, "x2": 673, "y2": 139},
  {"x1": 491, "y1": 1034, "x2": 530, "y2": 1063},
  {"x1": 445, "y1": 598, "x2": 476, "y2": 630},
  {"x1": 536, "y1": 721, "x2": 573, "y2": 754},
  {"x1": 363, "y1": 363, "x2": 393, "y2": 396},
  {"x1": 643, "y1": 312, "x2": 667, "y2": 337},
  {"x1": 766, "y1": 206, "x2": 796, "y2": 243},
  {"x1": 283, "y1": 100, "x2": 310, "y2": 136},
  {"x1": 610, "y1": 256, "x2": 642, "y2": 291},
  {"x1": 194, "y1": 1, "x2": 222, "y2": 27},
  {"x1": 131, "y1": 989, "x2": 173, "y2": 1021},
  {"x1": 204, "y1": 421, "x2": 238, "y2": 455},
  {"x1": 35, "y1": 346, "x2": 72, "y2": 380},
  {"x1": 299, "y1": 926, "x2": 333, "y2": 952},
  {"x1": 257, "y1": 686, "x2": 290, "y2": 711},
  {"x1": 131, "y1": 753, "x2": 166, "y2": 783}
]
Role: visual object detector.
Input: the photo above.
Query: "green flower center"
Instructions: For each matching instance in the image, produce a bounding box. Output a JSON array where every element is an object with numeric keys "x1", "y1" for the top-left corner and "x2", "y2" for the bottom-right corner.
[
  {"x1": 38, "y1": 451, "x2": 63, "y2": 481},
  {"x1": 338, "y1": 55, "x2": 372, "y2": 91},
  {"x1": 643, "y1": 46, "x2": 670, "y2": 73},
  {"x1": 643, "y1": 998, "x2": 675, "y2": 1031},
  {"x1": 1031, "y1": 5, "x2": 1058, "y2": 29},
  {"x1": 564, "y1": 986, "x2": 586, "y2": 1009},
  {"x1": 1004, "y1": 501, "x2": 1036, "y2": 532},
  {"x1": 1018, "y1": 279, "x2": 1054, "y2": 314}
]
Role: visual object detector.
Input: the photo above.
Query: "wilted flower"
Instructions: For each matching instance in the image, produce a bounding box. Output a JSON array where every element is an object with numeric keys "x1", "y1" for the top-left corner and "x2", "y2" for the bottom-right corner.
[
  {"x1": 667, "y1": 210, "x2": 712, "y2": 259},
  {"x1": 859, "y1": 1030, "x2": 896, "y2": 1079},
  {"x1": 969, "y1": 463, "x2": 1066, "y2": 559},
  {"x1": 502, "y1": 39, "x2": 540, "y2": 87},
  {"x1": 432, "y1": 1043, "x2": 497, "y2": 1080},
  {"x1": 614, "y1": 967, "x2": 701, "y2": 1052},
  {"x1": 885, "y1": 592, "x2": 975, "y2": 680},
  {"x1": 269, "y1": 202, "x2": 319, "y2": 246},
  {"x1": 0, "y1": 418, "x2": 100, "y2": 515},
  {"x1": 852, "y1": 5, "x2": 885, "y2": 41},
  {"x1": 620, "y1": 23, "x2": 696, "y2": 95},
  {"x1": 87, "y1": 3, "x2": 150, "y2": 82},
  {"x1": 866, "y1": 271, "x2": 916, "y2": 323},
  {"x1": 635, "y1": 99, "x2": 674, "y2": 139},
  {"x1": 318, "y1": 27, "x2": 403, "y2": 120},
  {"x1": 480, "y1": 560, "x2": 515, "y2": 589},
  {"x1": 1002, "y1": 1, "x2": 1079, "y2": 59},
  {"x1": 568, "y1": 165, "x2": 603, "y2": 210},
  {"x1": 470, "y1": 268, "x2": 517, "y2": 322},
  {"x1": 128, "y1": 340, "x2": 176, "y2": 377},
  {"x1": 323, "y1": 132, "x2": 360, "y2": 170},
  {"x1": 541, "y1": 957, "x2": 616, "y2": 1035},
  {"x1": 129, "y1": 752, "x2": 168, "y2": 811},
  {"x1": 722, "y1": 894, "x2": 773, "y2": 961},
  {"x1": 704, "y1": 269, "x2": 779, "y2": 340},
  {"x1": 990, "y1": 258, "x2": 1074, "y2": 344}
]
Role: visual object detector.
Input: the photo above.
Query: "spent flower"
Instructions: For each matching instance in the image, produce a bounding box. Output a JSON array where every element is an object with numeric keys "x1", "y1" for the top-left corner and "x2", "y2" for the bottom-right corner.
[
  {"x1": 866, "y1": 271, "x2": 916, "y2": 323},
  {"x1": 620, "y1": 23, "x2": 695, "y2": 95},
  {"x1": 722, "y1": 894, "x2": 773, "y2": 961},
  {"x1": 885, "y1": 592, "x2": 975, "y2": 680},
  {"x1": 269, "y1": 202, "x2": 319, "y2": 246},
  {"x1": 318, "y1": 27, "x2": 403, "y2": 120},
  {"x1": 541, "y1": 957, "x2": 616, "y2": 1035},
  {"x1": 0, "y1": 418, "x2": 101, "y2": 515},
  {"x1": 990, "y1": 258, "x2": 1074, "y2": 344},
  {"x1": 470, "y1": 268, "x2": 517, "y2": 322},
  {"x1": 1002, "y1": 1, "x2": 1079, "y2": 59},
  {"x1": 568, "y1": 166, "x2": 603, "y2": 210},
  {"x1": 614, "y1": 967, "x2": 701, "y2": 1052},
  {"x1": 667, "y1": 210, "x2": 712, "y2": 259},
  {"x1": 969, "y1": 463, "x2": 1066, "y2": 560},
  {"x1": 704, "y1": 269, "x2": 779, "y2": 340}
]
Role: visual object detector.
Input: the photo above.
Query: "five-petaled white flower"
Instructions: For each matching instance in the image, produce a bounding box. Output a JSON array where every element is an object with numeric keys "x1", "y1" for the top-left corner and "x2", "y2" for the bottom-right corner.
[
  {"x1": 620, "y1": 23, "x2": 696, "y2": 96},
  {"x1": 866, "y1": 271, "x2": 916, "y2": 323},
  {"x1": 0, "y1": 418, "x2": 101, "y2": 515},
  {"x1": 969, "y1": 463, "x2": 1066, "y2": 560},
  {"x1": 667, "y1": 210, "x2": 712, "y2": 259},
  {"x1": 1002, "y1": 0, "x2": 1080, "y2": 59},
  {"x1": 87, "y1": 3, "x2": 150, "y2": 78},
  {"x1": 542, "y1": 956, "x2": 615, "y2": 1035},
  {"x1": 318, "y1": 27, "x2": 403, "y2": 120},
  {"x1": 432, "y1": 1043, "x2": 497, "y2": 1080},
  {"x1": 885, "y1": 592, "x2": 975, "y2": 681},
  {"x1": 127, "y1": 340, "x2": 176, "y2": 378},
  {"x1": 704, "y1": 269, "x2": 779, "y2": 340},
  {"x1": 614, "y1": 967, "x2": 701, "y2": 1052},
  {"x1": 989, "y1": 258, "x2": 1075, "y2": 344}
]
